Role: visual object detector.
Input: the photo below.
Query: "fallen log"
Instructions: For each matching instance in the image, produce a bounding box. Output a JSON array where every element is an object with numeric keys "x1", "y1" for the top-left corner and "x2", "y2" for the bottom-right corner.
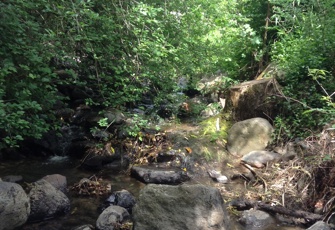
[{"x1": 229, "y1": 199, "x2": 323, "y2": 224}]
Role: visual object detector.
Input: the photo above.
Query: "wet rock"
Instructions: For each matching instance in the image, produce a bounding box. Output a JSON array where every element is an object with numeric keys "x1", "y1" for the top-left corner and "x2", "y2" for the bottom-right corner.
[
  {"x1": 131, "y1": 165, "x2": 190, "y2": 185},
  {"x1": 81, "y1": 148, "x2": 122, "y2": 171},
  {"x1": 96, "y1": 205, "x2": 130, "y2": 230},
  {"x1": 155, "y1": 150, "x2": 177, "y2": 163},
  {"x1": 45, "y1": 155, "x2": 70, "y2": 164},
  {"x1": 2, "y1": 175, "x2": 23, "y2": 183},
  {"x1": 307, "y1": 221, "x2": 331, "y2": 230},
  {"x1": 26, "y1": 125, "x2": 88, "y2": 156},
  {"x1": 227, "y1": 117, "x2": 273, "y2": 156},
  {"x1": 72, "y1": 224, "x2": 95, "y2": 230},
  {"x1": 241, "y1": 150, "x2": 282, "y2": 168},
  {"x1": 101, "y1": 190, "x2": 136, "y2": 213},
  {"x1": 103, "y1": 159, "x2": 130, "y2": 171},
  {"x1": 41, "y1": 174, "x2": 67, "y2": 193},
  {"x1": 133, "y1": 184, "x2": 229, "y2": 230},
  {"x1": 28, "y1": 179, "x2": 70, "y2": 222},
  {"x1": 239, "y1": 209, "x2": 276, "y2": 230},
  {"x1": 0, "y1": 182, "x2": 30, "y2": 230}
]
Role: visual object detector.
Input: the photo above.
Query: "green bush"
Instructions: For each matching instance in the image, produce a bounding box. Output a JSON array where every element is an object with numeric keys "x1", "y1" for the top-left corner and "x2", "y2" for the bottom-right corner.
[
  {"x1": 0, "y1": 1, "x2": 60, "y2": 148},
  {"x1": 270, "y1": 0, "x2": 335, "y2": 139}
]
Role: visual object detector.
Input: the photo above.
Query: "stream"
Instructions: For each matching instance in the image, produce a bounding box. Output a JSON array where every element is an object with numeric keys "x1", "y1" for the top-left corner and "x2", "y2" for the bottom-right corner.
[
  {"x1": 0, "y1": 115, "x2": 308, "y2": 230},
  {"x1": 0, "y1": 155, "x2": 144, "y2": 229},
  {"x1": 0, "y1": 154, "x2": 305, "y2": 230}
]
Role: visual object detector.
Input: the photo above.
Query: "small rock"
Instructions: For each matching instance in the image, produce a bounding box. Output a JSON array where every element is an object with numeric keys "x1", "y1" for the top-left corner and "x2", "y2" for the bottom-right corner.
[
  {"x1": 239, "y1": 209, "x2": 276, "y2": 230},
  {"x1": 96, "y1": 205, "x2": 130, "y2": 230},
  {"x1": 102, "y1": 190, "x2": 136, "y2": 213},
  {"x1": 208, "y1": 170, "x2": 228, "y2": 183},
  {"x1": 216, "y1": 175, "x2": 228, "y2": 183},
  {"x1": 241, "y1": 150, "x2": 281, "y2": 168}
]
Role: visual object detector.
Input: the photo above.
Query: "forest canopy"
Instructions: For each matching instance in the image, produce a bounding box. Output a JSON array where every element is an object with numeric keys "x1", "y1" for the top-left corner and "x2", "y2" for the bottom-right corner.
[{"x1": 1, "y1": 0, "x2": 335, "y2": 149}]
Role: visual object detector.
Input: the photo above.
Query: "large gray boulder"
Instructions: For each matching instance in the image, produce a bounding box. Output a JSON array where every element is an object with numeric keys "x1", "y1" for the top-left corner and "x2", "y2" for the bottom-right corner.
[
  {"x1": 96, "y1": 205, "x2": 130, "y2": 230},
  {"x1": 0, "y1": 182, "x2": 30, "y2": 230},
  {"x1": 227, "y1": 117, "x2": 273, "y2": 156},
  {"x1": 28, "y1": 179, "x2": 70, "y2": 222},
  {"x1": 133, "y1": 184, "x2": 229, "y2": 230}
]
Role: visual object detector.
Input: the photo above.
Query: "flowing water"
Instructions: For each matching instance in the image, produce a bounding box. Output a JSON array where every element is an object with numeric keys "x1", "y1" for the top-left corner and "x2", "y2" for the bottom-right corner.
[{"x1": 0, "y1": 155, "x2": 144, "y2": 229}]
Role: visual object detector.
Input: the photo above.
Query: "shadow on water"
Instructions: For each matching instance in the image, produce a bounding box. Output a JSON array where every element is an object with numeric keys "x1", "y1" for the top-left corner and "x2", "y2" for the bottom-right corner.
[{"x1": 0, "y1": 155, "x2": 144, "y2": 229}]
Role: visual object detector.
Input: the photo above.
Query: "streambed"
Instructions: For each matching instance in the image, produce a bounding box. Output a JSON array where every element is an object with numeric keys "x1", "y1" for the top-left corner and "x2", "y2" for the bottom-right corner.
[
  {"x1": 0, "y1": 155, "x2": 305, "y2": 230},
  {"x1": 0, "y1": 156, "x2": 144, "y2": 229}
]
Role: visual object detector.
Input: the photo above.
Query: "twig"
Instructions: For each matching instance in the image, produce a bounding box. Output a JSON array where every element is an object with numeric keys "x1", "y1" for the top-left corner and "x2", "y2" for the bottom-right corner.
[
  {"x1": 241, "y1": 162, "x2": 268, "y2": 193},
  {"x1": 274, "y1": 94, "x2": 313, "y2": 110},
  {"x1": 229, "y1": 199, "x2": 323, "y2": 224}
]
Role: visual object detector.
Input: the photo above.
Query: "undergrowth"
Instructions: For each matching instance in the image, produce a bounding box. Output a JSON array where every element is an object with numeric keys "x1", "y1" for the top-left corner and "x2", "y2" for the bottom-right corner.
[{"x1": 232, "y1": 127, "x2": 335, "y2": 222}]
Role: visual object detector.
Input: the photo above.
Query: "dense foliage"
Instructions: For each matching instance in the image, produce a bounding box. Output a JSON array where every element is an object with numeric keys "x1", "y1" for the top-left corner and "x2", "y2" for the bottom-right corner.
[
  {"x1": 270, "y1": 0, "x2": 335, "y2": 139},
  {"x1": 1, "y1": 0, "x2": 335, "y2": 148}
]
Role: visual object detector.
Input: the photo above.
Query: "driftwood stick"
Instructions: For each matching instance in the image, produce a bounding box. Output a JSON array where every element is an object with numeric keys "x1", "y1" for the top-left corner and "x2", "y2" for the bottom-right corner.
[
  {"x1": 240, "y1": 162, "x2": 268, "y2": 192},
  {"x1": 229, "y1": 199, "x2": 323, "y2": 223}
]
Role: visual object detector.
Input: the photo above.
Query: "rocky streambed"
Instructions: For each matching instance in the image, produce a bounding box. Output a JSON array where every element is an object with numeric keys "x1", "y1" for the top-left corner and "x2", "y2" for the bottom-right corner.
[{"x1": 0, "y1": 116, "x2": 332, "y2": 230}]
